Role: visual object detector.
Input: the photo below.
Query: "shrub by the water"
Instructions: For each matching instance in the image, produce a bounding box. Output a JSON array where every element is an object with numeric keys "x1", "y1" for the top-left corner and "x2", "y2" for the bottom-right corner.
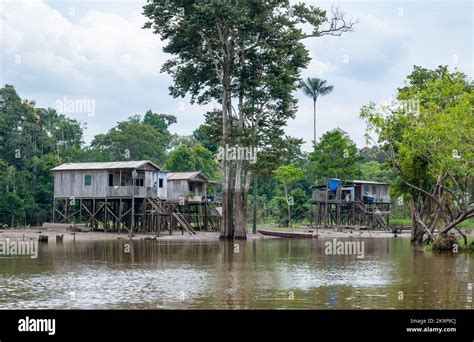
[{"x1": 431, "y1": 234, "x2": 457, "y2": 252}]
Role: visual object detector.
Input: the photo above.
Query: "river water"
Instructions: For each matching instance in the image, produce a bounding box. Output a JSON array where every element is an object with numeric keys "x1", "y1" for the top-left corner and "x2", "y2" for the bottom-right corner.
[{"x1": 0, "y1": 237, "x2": 472, "y2": 309}]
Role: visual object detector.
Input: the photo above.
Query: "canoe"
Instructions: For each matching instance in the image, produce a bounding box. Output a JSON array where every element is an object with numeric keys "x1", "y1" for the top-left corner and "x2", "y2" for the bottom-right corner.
[{"x1": 257, "y1": 229, "x2": 318, "y2": 239}]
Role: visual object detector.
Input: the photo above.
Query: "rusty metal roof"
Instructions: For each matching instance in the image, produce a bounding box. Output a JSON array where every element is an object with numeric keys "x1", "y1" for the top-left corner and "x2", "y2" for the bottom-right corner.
[
  {"x1": 51, "y1": 160, "x2": 161, "y2": 171},
  {"x1": 167, "y1": 171, "x2": 208, "y2": 181}
]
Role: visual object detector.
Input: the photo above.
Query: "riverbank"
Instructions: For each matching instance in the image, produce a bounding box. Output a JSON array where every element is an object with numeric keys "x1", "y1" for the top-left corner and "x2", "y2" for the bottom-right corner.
[{"x1": 0, "y1": 225, "x2": 422, "y2": 242}]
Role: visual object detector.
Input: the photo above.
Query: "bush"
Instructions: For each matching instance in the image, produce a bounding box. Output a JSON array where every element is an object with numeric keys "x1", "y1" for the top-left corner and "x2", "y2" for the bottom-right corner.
[{"x1": 431, "y1": 234, "x2": 457, "y2": 252}]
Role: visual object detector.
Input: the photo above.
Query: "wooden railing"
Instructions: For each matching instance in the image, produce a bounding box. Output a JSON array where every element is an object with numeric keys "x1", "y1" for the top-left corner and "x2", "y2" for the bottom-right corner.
[{"x1": 107, "y1": 186, "x2": 147, "y2": 197}]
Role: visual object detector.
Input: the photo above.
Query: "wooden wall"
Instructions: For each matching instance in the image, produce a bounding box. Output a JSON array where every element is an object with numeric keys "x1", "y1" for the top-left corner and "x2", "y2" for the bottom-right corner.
[
  {"x1": 167, "y1": 180, "x2": 190, "y2": 201},
  {"x1": 54, "y1": 170, "x2": 108, "y2": 198},
  {"x1": 53, "y1": 168, "x2": 165, "y2": 199}
]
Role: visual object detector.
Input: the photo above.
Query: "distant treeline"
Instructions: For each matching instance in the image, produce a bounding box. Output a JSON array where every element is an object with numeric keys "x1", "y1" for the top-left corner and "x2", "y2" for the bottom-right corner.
[{"x1": 0, "y1": 85, "x2": 396, "y2": 227}]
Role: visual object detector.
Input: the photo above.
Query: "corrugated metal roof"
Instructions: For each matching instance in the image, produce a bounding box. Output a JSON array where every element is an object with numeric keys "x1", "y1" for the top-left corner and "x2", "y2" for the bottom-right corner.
[
  {"x1": 167, "y1": 171, "x2": 208, "y2": 181},
  {"x1": 352, "y1": 180, "x2": 390, "y2": 185},
  {"x1": 51, "y1": 160, "x2": 161, "y2": 171},
  {"x1": 311, "y1": 179, "x2": 390, "y2": 188}
]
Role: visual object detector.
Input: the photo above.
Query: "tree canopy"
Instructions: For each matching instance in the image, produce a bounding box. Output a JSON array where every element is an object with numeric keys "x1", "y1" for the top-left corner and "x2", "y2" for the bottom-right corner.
[
  {"x1": 361, "y1": 65, "x2": 474, "y2": 244},
  {"x1": 307, "y1": 128, "x2": 361, "y2": 184}
]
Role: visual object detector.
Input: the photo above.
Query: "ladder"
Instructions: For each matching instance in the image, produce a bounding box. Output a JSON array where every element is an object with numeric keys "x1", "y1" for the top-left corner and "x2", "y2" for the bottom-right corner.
[
  {"x1": 172, "y1": 212, "x2": 195, "y2": 235},
  {"x1": 147, "y1": 197, "x2": 167, "y2": 214},
  {"x1": 355, "y1": 200, "x2": 391, "y2": 231}
]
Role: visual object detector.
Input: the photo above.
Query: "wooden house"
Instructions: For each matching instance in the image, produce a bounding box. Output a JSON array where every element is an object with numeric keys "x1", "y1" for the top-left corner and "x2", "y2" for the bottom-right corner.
[
  {"x1": 50, "y1": 162, "x2": 220, "y2": 234},
  {"x1": 166, "y1": 172, "x2": 208, "y2": 202},
  {"x1": 310, "y1": 178, "x2": 391, "y2": 231},
  {"x1": 352, "y1": 180, "x2": 390, "y2": 203},
  {"x1": 311, "y1": 179, "x2": 390, "y2": 204},
  {"x1": 51, "y1": 160, "x2": 167, "y2": 199}
]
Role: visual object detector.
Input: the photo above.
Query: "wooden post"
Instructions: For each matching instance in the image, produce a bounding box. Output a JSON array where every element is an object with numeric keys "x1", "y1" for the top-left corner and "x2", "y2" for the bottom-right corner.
[
  {"x1": 119, "y1": 198, "x2": 122, "y2": 232},
  {"x1": 91, "y1": 198, "x2": 96, "y2": 229},
  {"x1": 204, "y1": 202, "x2": 209, "y2": 231},
  {"x1": 65, "y1": 198, "x2": 68, "y2": 224},
  {"x1": 131, "y1": 197, "x2": 135, "y2": 232},
  {"x1": 79, "y1": 198, "x2": 82, "y2": 223},
  {"x1": 157, "y1": 214, "x2": 161, "y2": 237},
  {"x1": 169, "y1": 215, "x2": 173, "y2": 235},
  {"x1": 104, "y1": 198, "x2": 108, "y2": 232},
  {"x1": 52, "y1": 198, "x2": 56, "y2": 223}
]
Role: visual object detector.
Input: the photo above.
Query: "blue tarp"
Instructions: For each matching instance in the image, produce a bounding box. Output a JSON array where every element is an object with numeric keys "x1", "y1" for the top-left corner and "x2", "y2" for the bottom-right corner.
[{"x1": 328, "y1": 179, "x2": 341, "y2": 191}]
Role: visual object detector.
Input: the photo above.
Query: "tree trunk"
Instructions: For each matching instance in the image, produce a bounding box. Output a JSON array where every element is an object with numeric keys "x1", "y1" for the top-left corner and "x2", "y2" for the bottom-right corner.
[
  {"x1": 220, "y1": 63, "x2": 233, "y2": 239},
  {"x1": 313, "y1": 97, "x2": 317, "y2": 145},
  {"x1": 234, "y1": 168, "x2": 252, "y2": 239},
  {"x1": 232, "y1": 41, "x2": 248, "y2": 240},
  {"x1": 285, "y1": 185, "x2": 292, "y2": 229},
  {"x1": 410, "y1": 198, "x2": 424, "y2": 244},
  {"x1": 234, "y1": 160, "x2": 244, "y2": 239}
]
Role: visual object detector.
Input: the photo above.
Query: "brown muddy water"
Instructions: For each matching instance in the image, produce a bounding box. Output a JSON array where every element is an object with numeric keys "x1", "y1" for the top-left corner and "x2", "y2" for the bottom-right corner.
[{"x1": 0, "y1": 237, "x2": 472, "y2": 309}]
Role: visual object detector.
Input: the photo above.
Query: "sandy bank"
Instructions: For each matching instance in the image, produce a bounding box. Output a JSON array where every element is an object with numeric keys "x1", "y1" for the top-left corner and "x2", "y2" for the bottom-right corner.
[{"x1": 0, "y1": 225, "x2": 422, "y2": 243}]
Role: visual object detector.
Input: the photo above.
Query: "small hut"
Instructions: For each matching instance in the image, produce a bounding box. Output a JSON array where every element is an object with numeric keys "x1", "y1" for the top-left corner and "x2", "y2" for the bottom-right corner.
[
  {"x1": 166, "y1": 171, "x2": 208, "y2": 203},
  {"x1": 310, "y1": 178, "x2": 391, "y2": 230},
  {"x1": 51, "y1": 160, "x2": 167, "y2": 199}
]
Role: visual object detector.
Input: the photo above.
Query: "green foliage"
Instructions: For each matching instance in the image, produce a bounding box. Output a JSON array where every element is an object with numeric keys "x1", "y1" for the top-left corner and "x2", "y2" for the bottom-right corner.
[
  {"x1": 0, "y1": 86, "x2": 180, "y2": 227},
  {"x1": 193, "y1": 124, "x2": 219, "y2": 153},
  {"x1": 288, "y1": 188, "x2": 310, "y2": 221},
  {"x1": 300, "y1": 77, "x2": 334, "y2": 101},
  {"x1": 0, "y1": 85, "x2": 78, "y2": 226},
  {"x1": 359, "y1": 145, "x2": 386, "y2": 163},
  {"x1": 268, "y1": 188, "x2": 309, "y2": 225},
  {"x1": 272, "y1": 162, "x2": 305, "y2": 189},
  {"x1": 361, "y1": 66, "x2": 473, "y2": 196},
  {"x1": 90, "y1": 111, "x2": 176, "y2": 164},
  {"x1": 268, "y1": 196, "x2": 288, "y2": 225},
  {"x1": 164, "y1": 142, "x2": 219, "y2": 179},
  {"x1": 361, "y1": 66, "x2": 474, "y2": 238},
  {"x1": 359, "y1": 160, "x2": 395, "y2": 183},
  {"x1": 307, "y1": 128, "x2": 362, "y2": 184}
]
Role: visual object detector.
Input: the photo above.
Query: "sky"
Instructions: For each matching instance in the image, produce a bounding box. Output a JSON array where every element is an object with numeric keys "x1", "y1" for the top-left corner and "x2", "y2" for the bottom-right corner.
[{"x1": 1, "y1": 0, "x2": 472, "y2": 151}]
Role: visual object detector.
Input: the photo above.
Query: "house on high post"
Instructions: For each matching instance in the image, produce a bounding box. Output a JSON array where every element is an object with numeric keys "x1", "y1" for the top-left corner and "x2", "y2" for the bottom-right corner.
[
  {"x1": 311, "y1": 179, "x2": 390, "y2": 203},
  {"x1": 51, "y1": 160, "x2": 168, "y2": 200},
  {"x1": 166, "y1": 171, "x2": 208, "y2": 203},
  {"x1": 310, "y1": 178, "x2": 392, "y2": 230},
  {"x1": 50, "y1": 161, "x2": 168, "y2": 231}
]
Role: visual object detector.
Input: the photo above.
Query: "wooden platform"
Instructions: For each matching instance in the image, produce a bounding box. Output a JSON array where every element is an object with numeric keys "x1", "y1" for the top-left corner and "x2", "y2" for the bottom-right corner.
[{"x1": 257, "y1": 229, "x2": 318, "y2": 239}]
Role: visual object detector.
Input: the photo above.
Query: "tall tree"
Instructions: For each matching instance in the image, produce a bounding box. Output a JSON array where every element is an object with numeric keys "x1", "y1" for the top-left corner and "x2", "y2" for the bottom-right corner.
[
  {"x1": 0, "y1": 85, "x2": 80, "y2": 226},
  {"x1": 143, "y1": 1, "x2": 354, "y2": 239},
  {"x1": 164, "y1": 142, "x2": 219, "y2": 179},
  {"x1": 307, "y1": 128, "x2": 361, "y2": 184},
  {"x1": 361, "y1": 65, "x2": 474, "y2": 246},
  {"x1": 90, "y1": 112, "x2": 176, "y2": 164},
  {"x1": 300, "y1": 77, "x2": 334, "y2": 144},
  {"x1": 272, "y1": 163, "x2": 305, "y2": 229}
]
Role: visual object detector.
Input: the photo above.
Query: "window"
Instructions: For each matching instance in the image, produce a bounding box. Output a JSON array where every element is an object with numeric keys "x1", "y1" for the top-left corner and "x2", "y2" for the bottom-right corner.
[
  {"x1": 372, "y1": 185, "x2": 377, "y2": 194},
  {"x1": 84, "y1": 175, "x2": 92, "y2": 186},
  {"x1": 120, "y1": 176, "x2": 126, "y2": 186},
  {"x1": 134, "y1": 179, "x2": 144, "y2": 186},
  {"x1": 108, "y1": 174, "x2": 114, "y2": 187},
  {"x1": 159, "y1": 178, "x2": 164, "y2": 188},
  {"x1": 364, "y1": 185, "x2": 369, "y2": 193}
]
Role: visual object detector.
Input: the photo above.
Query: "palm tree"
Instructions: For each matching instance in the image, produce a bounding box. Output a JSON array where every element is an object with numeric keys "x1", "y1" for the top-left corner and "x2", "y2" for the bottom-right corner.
[{"x1": 300, "y1": 77, "x2": 334, "y2": 145}]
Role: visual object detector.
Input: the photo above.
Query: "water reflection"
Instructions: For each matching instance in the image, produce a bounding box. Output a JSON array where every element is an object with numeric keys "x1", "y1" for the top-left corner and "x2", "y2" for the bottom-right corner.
[{"x1": 0, "y1": 237, "x2": 472, "y2": 309}]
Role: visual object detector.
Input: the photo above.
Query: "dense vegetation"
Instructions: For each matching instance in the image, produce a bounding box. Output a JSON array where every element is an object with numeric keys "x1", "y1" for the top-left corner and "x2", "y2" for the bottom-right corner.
[
  {"x1": 0, "y1": 84, "x2": 396, "y2": 229},
  {"x1": 2, "y1": 63, "x2": 471, "y2": 246}
]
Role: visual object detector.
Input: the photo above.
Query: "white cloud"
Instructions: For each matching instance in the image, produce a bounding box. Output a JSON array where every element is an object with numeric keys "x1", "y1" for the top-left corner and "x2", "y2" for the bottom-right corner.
[{"x1": 1, "y1": 0, "x2": 471, "y2": 150}]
